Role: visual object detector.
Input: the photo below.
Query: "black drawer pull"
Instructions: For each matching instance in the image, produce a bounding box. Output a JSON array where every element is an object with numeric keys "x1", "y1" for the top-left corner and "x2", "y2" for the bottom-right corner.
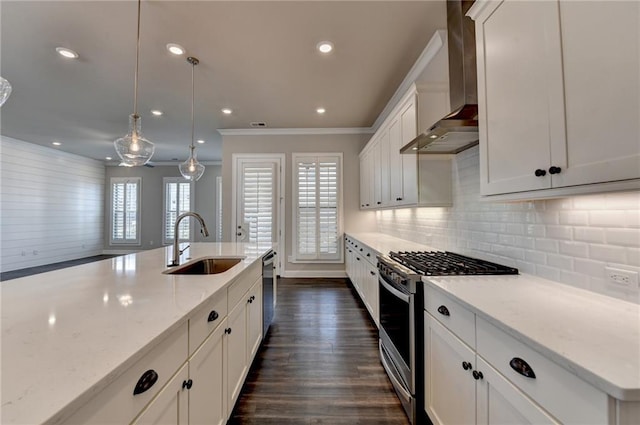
[
  {"x1": 370, "y1": 271, "x2": 376, "y2": 276},
  {"x1": 462, "y1": 361, "x2": 472, "y2": 371},
  {"x1": 510, "y1": 357, "x2": 536, "y2": 379},
  {"x1": 549, "y1": 166, "x2": 562, "y2": 175},
  {"x1": 182, "y1": 379, "x2": 193, "y2": 390},
  {"x1": 437, "y1": 305, "x2": 450, "y2": 316},
  {"x1": 133, "y1": 369, "x2": 158, "y2": 395},
  {"x1": 207, "y1": 310, "x2": 219, "y2": 322},
  {"x1": 534, "y1": 168, "x2": 546, "y2": 177},
  {"x1": 472, "y1": 370, "x2": 484, "y2": 380},
  {"x1": 225, "y1": 327, "x2": 232, "y2": 335}
]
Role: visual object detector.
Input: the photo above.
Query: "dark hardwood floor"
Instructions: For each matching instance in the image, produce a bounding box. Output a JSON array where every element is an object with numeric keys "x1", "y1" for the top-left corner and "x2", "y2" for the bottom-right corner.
[{"x1": 229, "y1": 278, "x2": 409, "y2": 425}]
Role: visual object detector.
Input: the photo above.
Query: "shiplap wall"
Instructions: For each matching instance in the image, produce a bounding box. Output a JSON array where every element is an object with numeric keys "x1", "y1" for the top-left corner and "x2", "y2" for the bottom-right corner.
[
  {"x1": 1, "y1": 136, "x2": 105, "y2": 272},
  {"x1": 375, "y1": 146, "x2": 640, "y2": 304}
]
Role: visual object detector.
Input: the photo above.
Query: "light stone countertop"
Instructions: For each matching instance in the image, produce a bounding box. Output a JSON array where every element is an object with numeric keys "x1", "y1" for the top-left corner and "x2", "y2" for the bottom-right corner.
[
  {"x1": 1, "y1": 242, "x2": 272, "y2": 425},
  {"x1": 425, "y1": 274, "x2": 640, "y2": 401},
  {"x1": 345, "y1": 232, "x2": 640, "y2": 401}
]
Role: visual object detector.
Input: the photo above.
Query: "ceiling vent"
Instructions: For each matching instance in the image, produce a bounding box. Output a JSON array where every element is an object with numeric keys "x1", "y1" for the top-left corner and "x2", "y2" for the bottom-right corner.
[{"x1": 250, "y1": 122, "x2": 267, "y2": 128}]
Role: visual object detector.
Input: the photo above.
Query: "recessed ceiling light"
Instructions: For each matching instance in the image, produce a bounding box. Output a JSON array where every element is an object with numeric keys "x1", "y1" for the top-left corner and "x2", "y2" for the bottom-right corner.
[
  {"x1": 412, "y1": 147, "x2": 418, "y2": 151},
  {"x1": 316, "y1": 107, "x2": 326, "y2": 114},
  {"x1": 317, "y1": 41, "x2": 334, "y2": 54},
  {"x1": 221, "y1": 108, "x2": 233, "y2": 115},
  {"x1": 106, "y1": 156, "x2": 112, "y2": 160},
  {"x1": 52, "y1": 141, "x2": 61, "y2": 146},
  {"x1": 166, "y1": 43, "x2": 185, "y2": 55},
  {"x1": 197, "y1": 139, "x2": 205, "y2": 144},
  {"x1": 429, "y1": 134, "x2": 438, "y2": 139},
  {"x1": 56, "y1": 47, "x2": 79, "y2": 59},
  {"x1": 151, "y1": 109, "x2": 163, "y2": 116}
]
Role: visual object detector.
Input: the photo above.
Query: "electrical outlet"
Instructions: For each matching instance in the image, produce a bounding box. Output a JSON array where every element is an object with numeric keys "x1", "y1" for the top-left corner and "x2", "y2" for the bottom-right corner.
[{"x1": 606, "y1": 266, "x2": 639, "y2": 289}]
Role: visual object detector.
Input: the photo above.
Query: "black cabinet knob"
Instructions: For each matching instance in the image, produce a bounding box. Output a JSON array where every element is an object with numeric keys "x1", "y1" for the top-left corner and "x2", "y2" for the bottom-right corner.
[
  {"x1": 462, "y1": 361, "x2": 472, "y2": 371},
  {"x1": 133, "y1": 370, "x2": 158, "y2": 395},
  {"x1": 225, "y1": 327, "x2": 232, "y2": 335},
  {"x1": 437, "y1": 305, "x2": 450, "y2": 316},
  {"x1": 472, "y1": 370, "x2": 484, "y2": 380},
  {"x1": 248, "y1": 295, "x2": 255, "y2": 303},
  {"x1": 510, "y1": 357, "x2": 536, "y2": 379},
  {"x1": 182, "y1": 379, "x2": 193, "y2": 390},
  {"x1": 366, "y1": 253, "x2": 370, "y2": 257},
  {"x1": 366, "y1": 203, "x2": 370, "y2": 206},
  {"x1": 360, "y1": 248, "x2": 363, "y2": 252},
  {"x1": 377, "y1": 201, "x2": 381, "y2": 205},
  {"x1": 549, "y1": 166, "x2": 562, "y2": 175},
  {"x1": 534, "y1": 169, "x2": 546, "y2": 177},
  {"x1": 207, "y1": 310, "x2": 219, "y2": 322},
  {"x1": 370, "y1": 271, "x2": 376, "y2": 276},
  {"x1": 356, "y1": 257, "x2": 360, "y2": 261}
]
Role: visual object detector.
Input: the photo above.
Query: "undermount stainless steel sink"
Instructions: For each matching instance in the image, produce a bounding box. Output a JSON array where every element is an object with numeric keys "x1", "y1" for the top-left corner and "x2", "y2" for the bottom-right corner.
[{"x1": 163, "y1": 257, "x2": 243, "y2": 275}]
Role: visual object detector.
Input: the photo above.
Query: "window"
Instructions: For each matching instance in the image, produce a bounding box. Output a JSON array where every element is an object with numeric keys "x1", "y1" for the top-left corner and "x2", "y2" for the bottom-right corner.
[
  {"x1": 110, "y1": 177, "x2": 141, "y2": 245},
  {"x1": 163, "y1": 178, "x2": 194, "y2": 244},
  {"x1": 293, "y1": 153, "x2": 342, "y2": 261}
]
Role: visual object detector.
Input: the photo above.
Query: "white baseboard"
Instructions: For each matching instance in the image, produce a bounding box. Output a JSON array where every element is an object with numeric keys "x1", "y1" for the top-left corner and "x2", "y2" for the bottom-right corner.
[{"x1": 280, "y1": 270, "x2": 348, "y2": 278}]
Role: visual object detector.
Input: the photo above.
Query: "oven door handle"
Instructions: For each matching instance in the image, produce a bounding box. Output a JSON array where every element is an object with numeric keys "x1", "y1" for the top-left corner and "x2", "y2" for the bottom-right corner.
[{"x1": 379, "y1": 276, "x2": 410, "y2": 303}]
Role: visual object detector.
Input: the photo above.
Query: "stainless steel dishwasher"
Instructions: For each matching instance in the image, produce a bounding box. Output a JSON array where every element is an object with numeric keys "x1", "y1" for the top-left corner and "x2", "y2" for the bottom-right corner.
[{"x1": 262, "y1": 250, "x2": 276, "y2": 337}]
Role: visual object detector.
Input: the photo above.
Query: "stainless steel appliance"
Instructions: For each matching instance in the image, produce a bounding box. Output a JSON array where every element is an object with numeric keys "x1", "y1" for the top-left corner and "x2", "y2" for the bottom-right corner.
[
  {"x1": 262, "y1": 250, "x2": 275, "y2": 337},
  {"x1": 378, "y1": 251, "x2": 518, "y2": 424}
]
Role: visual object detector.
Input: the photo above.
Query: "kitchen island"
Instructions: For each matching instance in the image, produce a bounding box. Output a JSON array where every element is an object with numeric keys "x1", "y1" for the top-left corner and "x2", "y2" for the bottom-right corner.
[{"x1": 1, "y1": 242, "x2": 272, "y2": 425}]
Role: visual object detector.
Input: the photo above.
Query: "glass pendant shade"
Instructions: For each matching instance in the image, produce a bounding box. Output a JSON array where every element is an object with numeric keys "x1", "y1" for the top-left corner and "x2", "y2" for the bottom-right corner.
[
  {"x1": 114, "y1": 114, "x2": 155, "y2": 166},
  {"x1": 179, "y1": 145, "x2": 205, "y2": 181},
  {"x1": 0, "y1": 76, "x2": 12, "y2": 107}
]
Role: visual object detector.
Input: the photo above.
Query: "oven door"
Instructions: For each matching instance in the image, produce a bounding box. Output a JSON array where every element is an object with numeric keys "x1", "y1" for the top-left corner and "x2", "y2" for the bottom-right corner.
[{"x1": 378, "y1": 272, "x2": 412, "y2": 390}]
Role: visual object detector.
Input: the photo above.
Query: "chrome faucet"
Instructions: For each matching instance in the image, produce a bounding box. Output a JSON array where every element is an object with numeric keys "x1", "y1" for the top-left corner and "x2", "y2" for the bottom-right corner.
[{"x1": 168, "y1": 212, "x2": 209, "y2": 267}]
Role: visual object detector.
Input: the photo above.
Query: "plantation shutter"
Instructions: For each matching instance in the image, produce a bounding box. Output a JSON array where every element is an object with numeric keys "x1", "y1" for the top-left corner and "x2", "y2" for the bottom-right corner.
[
  {"x1": 110, "y1": 177, "x2": 140, "y2": 244},
  {"x1": 241, "y1": 163, "x2": 275, "y2": 244},
  {"x1": 294, "y1": 154, "x2": 341, "y2": 261},
  {"x1": 164, "y1": 180, "x2": 192, "y2": 243}
]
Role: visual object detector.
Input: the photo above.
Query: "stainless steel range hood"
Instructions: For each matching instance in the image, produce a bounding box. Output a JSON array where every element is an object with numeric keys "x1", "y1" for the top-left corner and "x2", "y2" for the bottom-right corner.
[{"x1": 401, "y1": 0, "x2": 478, "y2": 154}]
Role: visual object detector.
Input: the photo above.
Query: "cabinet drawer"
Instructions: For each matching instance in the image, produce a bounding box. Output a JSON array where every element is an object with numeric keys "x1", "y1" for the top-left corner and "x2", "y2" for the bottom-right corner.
[
  {"x1": 62, "y1": 323, "x2": 188, "y2": 424},
  {"x1": 227, "y1": 260, "x2": 261, "y2": 309},
  {"x1": 189, "y1": 289, "x2": 227, "y2": 354},
  {"x1": 476, "y1": 317, "x2": 610, "y2": 424},
  {"x1": 424, "y1": 285, "x2": 476, "y2": 349}
]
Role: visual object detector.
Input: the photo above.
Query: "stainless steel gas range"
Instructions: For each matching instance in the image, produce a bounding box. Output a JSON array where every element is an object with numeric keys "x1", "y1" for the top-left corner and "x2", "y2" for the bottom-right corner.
[{"x1": 377, "y1": 251, "x2": 518, "y2": 425}]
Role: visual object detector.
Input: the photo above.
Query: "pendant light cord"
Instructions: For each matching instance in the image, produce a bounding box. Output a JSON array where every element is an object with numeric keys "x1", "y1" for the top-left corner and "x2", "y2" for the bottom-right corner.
[
  {"x1": 190, "y1": 59, "x2": 195, "y2": 149},
  {"x1": 133, "y1": 0, "x2": 142, "y2": 116}
]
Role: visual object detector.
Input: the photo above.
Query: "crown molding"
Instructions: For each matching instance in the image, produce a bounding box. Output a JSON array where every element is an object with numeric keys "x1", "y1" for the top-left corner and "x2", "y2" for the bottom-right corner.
[{"x1": 217, "y1": 127, "x2": 374, "y2": 136}]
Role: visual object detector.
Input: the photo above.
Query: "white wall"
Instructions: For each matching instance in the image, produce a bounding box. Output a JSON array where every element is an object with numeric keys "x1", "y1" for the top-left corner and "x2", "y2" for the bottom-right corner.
[
  {"x1": 221, "y1": 132, "x2": 376, "y2": 277},
  {"x1": 104, "y1": 164, "x2": 222, "y2": 252},
  {"x1": 375, "y1": 146, "x2": 640, "y2": 304},
  {"x1": 0, "y1": 136, "x2": 105, "y2": 272}
]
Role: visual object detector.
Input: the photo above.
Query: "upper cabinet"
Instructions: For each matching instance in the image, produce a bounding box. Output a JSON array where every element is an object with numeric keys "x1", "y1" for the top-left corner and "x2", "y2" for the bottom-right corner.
[{"x1": 469, "y1": 0, "x2": 640, "y2": 199}]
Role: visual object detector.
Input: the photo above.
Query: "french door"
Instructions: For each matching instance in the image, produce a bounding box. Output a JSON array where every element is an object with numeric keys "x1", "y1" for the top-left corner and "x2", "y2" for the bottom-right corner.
[{"x1": 232, "y1": 154, "x2": 284, "y2": 270}]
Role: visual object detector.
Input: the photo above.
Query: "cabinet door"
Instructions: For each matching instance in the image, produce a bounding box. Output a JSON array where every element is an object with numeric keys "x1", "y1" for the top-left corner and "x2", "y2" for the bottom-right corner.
[
  {"x1": 247, "y1": 279, "x2": 263, "y2": 362},
  {"x1": 371, "y1": 138, "x2": 382, "y2": 207},
  {"x1": 379, "y1": 129, "x2": 391, "y2": 207},
  {"x1": 474, "y1": 0, "x2": 565, "y2": 195},
  {"x1": 226, "y1": 300, "x2": 248, "y2": 411},
  {"x1": 476, "y1": 357, "x2": 560, "y2": 425},
  {"x1": 365, "y1": 263, "x2": 379, "y2": 327},
  {"x1": 389, "y1": 118, "x2": 403, "y2": 204},
  {"x1": 554, "y1": 1, "x2": 640, "y2": 187},
  {"x1": 189, "y1": 322, "x2": 226, "y2": 425},
  {"x1": 424, "y1": 312, "x2": 476, "y2": 425},
  {"x1": 399, "y1": 98, "x2": 418, "y2": 205},
  {"x1": 131, "y1": 363, "x2": 189, "y2": 425},
  {"x1": 359, "y1": 152, "x2": 371, "y2": 209}
]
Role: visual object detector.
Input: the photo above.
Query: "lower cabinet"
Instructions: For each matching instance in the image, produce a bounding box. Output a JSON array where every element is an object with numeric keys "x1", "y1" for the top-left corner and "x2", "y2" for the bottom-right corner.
[
  {"x1": 345, "y1": 237, "x2": 379, "y2": 327},
  {"x1": 424, "y1": 313, "x2": 558, "y2": 425},
  {"x1": 132, "y1": 363, "x2": 189, "y2": 425}
]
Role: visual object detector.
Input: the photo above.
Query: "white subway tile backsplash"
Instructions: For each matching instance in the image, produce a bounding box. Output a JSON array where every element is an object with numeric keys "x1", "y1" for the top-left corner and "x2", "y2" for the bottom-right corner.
[
  {"x1": 589, "y1": 244, "x2": 627, "y2": 263},
  {"x1": 605, "y1": 228, "x2": 640, "y2": 247},
  {"x1": 559, "y1": 241, "x2": 589, "y2": 258},
  {"x1": 374, "y1": 146, "x2": 639, "y2": 303}
]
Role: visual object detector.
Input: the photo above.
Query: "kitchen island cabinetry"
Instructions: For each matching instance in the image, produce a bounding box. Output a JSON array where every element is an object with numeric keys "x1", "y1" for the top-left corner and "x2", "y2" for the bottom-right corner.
[
  {"x1": 2, "y1": 243, "x2": 271, "y2": 425},
  {"x1": 469, "y1": 0, "x2": 640, "y2": 199}
]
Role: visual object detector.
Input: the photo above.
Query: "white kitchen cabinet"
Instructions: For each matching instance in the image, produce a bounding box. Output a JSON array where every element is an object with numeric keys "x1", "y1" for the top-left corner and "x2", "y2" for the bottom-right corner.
[
  {"x1": 247, "y1": 279, "x2": 263, "y2": 362},
  {"x1": 469, "y1": 0, "x2": 640, "y2": 198},
  {"x1": 344, "y1": 235, "x2": 379, "y2": 327},
  {"x1": 188, "y1": 321, "x2": 226, "y2": 425},
  {"x1": 388, "y1": 95, "x2": 419, "y2": 207},
  {"x1": 379, "y1": 129, "x2": 391, "y2": 207},
  {"x1": 226, "y1": 296, "x2": 248, "y2": 412},
  {"x1": 132, "y1": 363, "x2": 189, "y2": 425},
  {"x1": 359, "y1": 149, "x2": 372, "y2": 209},
  {"x1": 363, "y1": 260, "x2": 379, "y2": 326}
]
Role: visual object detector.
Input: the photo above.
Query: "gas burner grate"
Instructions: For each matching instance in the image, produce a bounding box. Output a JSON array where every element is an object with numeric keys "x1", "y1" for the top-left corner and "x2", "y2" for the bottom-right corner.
[{"x1": 388, "y1": 251, "x2": 518, "y2": 276}]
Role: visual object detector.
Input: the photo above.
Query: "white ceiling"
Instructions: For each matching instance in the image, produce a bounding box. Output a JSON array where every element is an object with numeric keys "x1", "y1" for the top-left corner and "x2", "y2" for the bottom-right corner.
[{"x1": 0, "y1": 1, "x2": 446, "y2": 162}]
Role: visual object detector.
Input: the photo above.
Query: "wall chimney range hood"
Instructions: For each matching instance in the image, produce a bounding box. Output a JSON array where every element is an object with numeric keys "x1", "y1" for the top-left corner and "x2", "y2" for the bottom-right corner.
[{"x1": 401, "y1": 0, "x2": 479, "y2": 155}]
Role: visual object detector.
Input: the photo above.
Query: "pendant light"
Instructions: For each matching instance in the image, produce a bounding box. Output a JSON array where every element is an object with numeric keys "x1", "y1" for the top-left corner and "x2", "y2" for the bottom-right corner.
[
  {"x1": 114, "y1": 0, "x2": 154, "y2": 166},
  {"x1": 178, "y1": 56, "x2": 205, "y2": 181},
  {"x1": 0, "y1": 76, "x2": 12, "y2": 107}
]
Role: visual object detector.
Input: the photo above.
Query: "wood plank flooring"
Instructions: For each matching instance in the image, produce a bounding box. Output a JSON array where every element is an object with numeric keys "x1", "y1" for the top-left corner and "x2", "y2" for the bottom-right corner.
[{"x1": 228, "y1": 278, "x2": 409, "y2": 425}]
